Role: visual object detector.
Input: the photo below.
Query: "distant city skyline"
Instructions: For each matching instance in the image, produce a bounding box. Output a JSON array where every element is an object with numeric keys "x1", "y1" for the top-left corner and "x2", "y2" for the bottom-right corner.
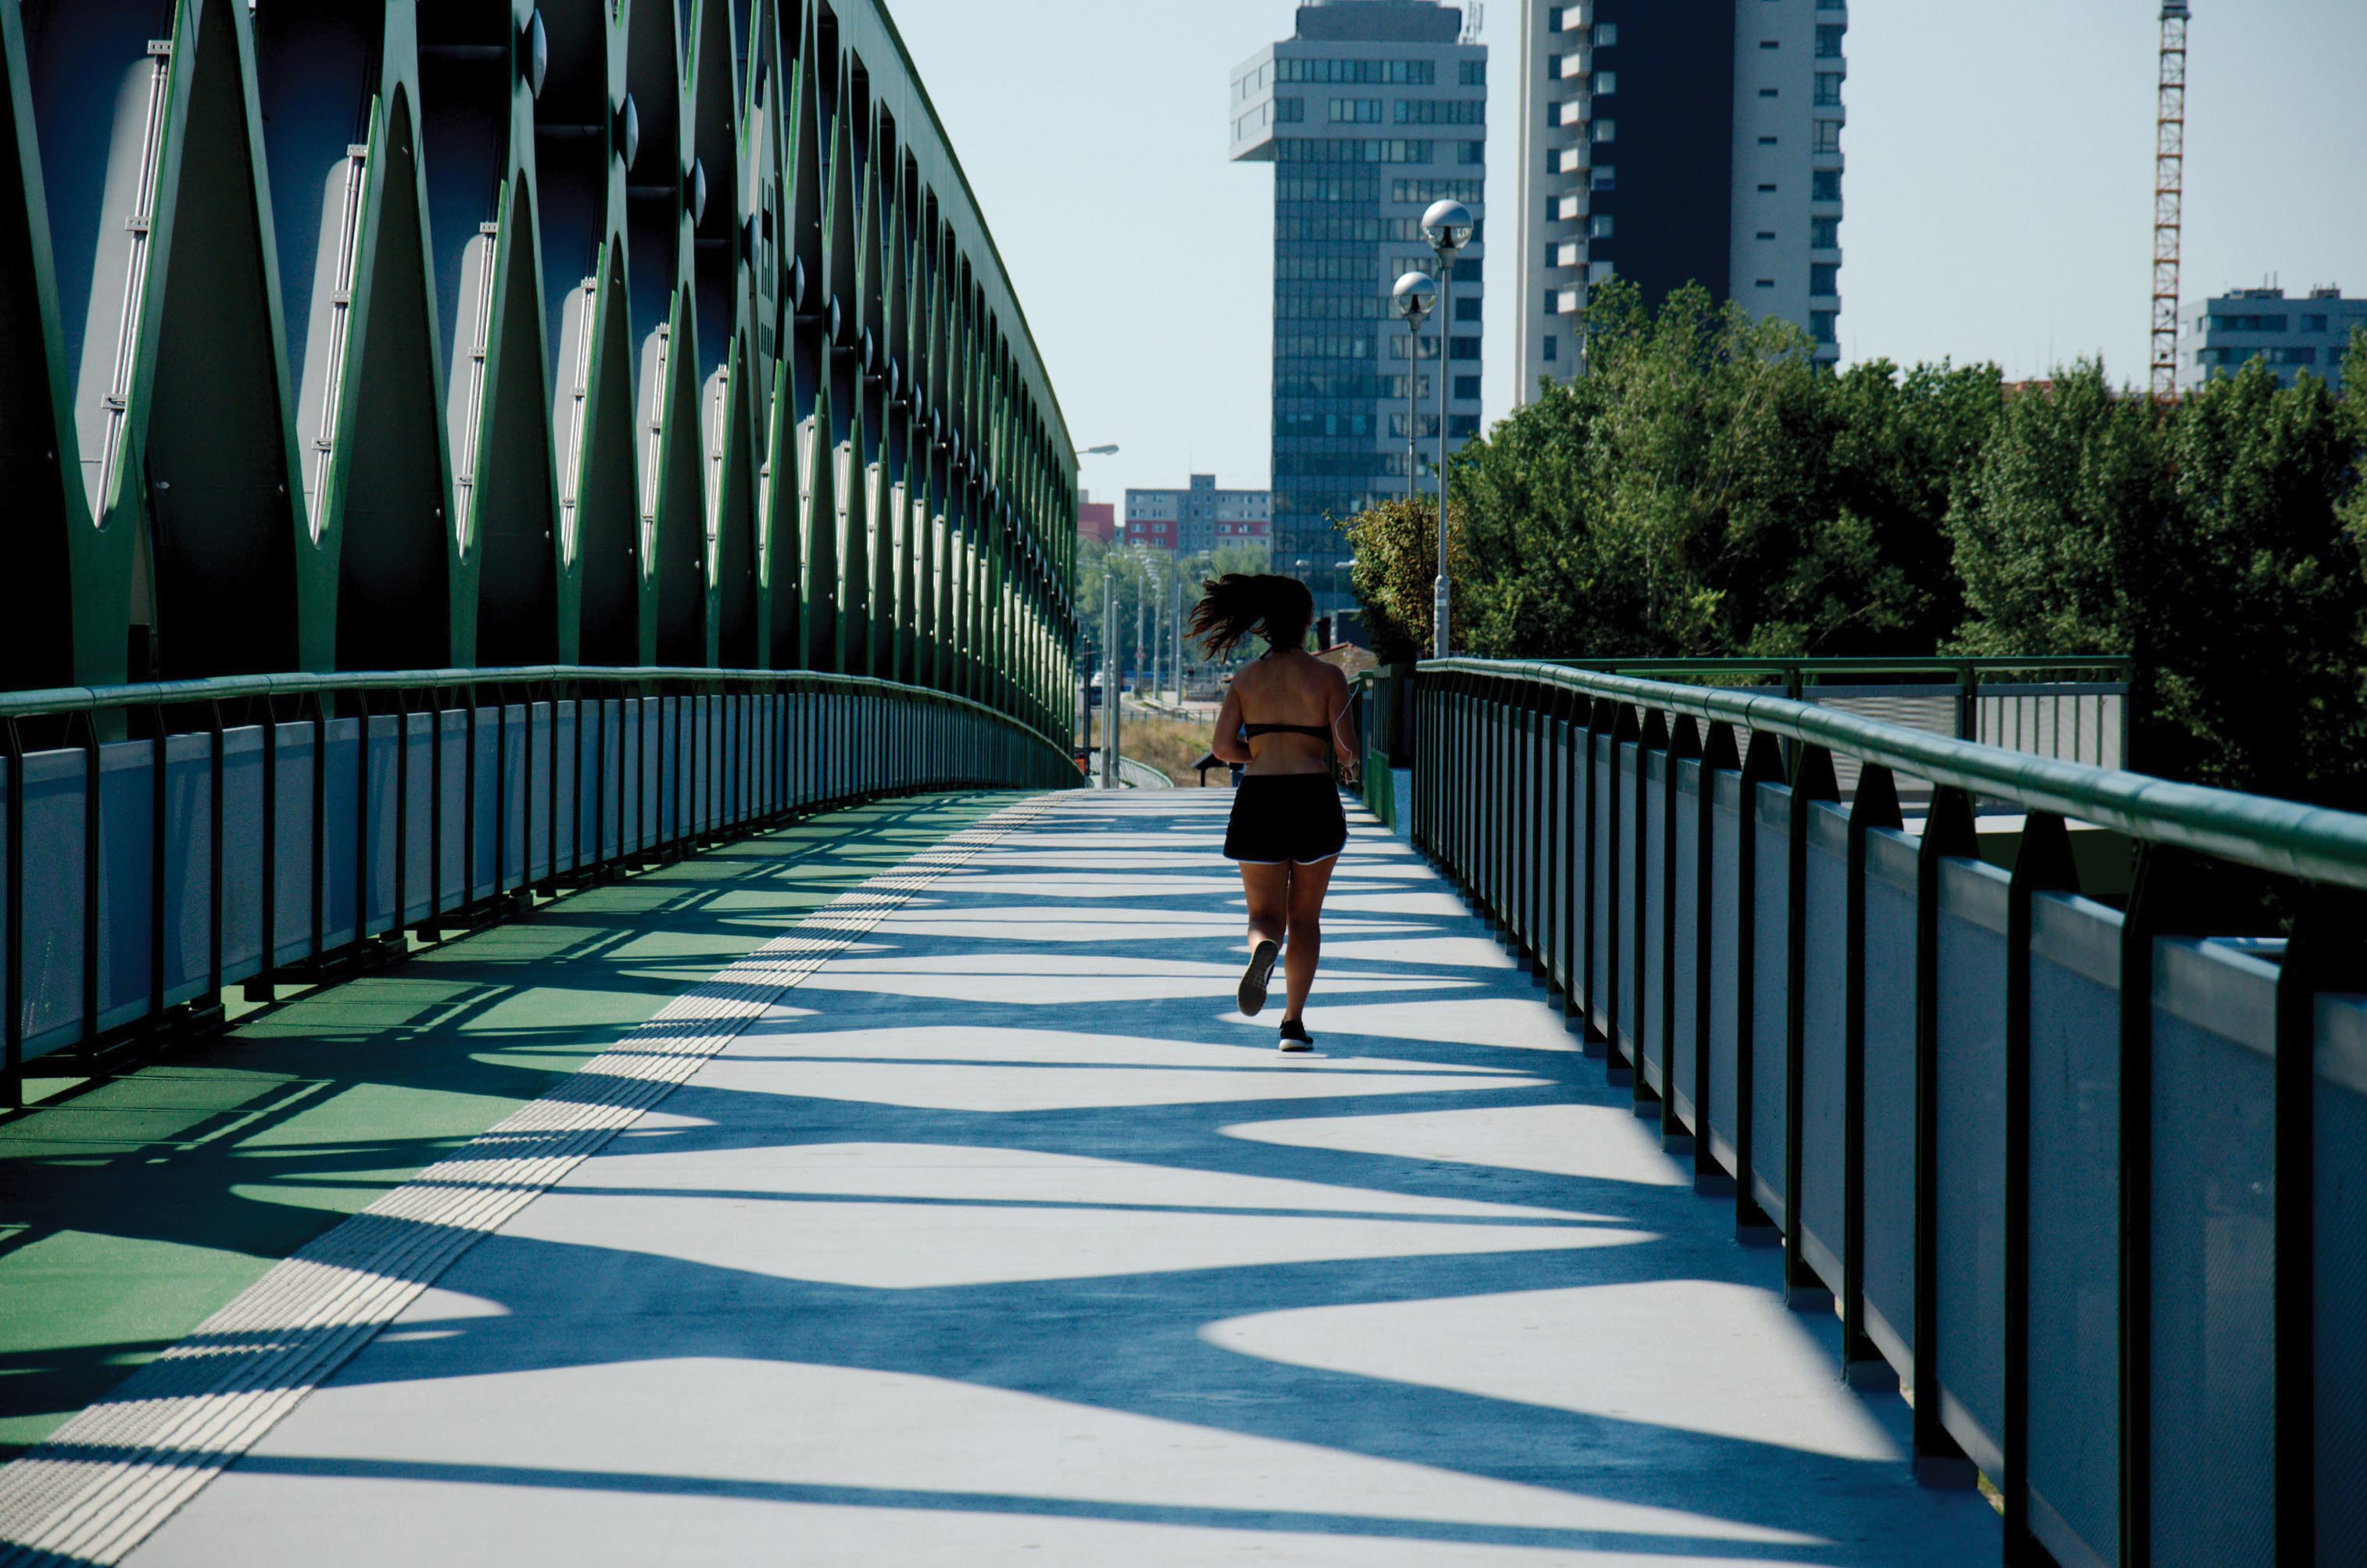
[{"x1": 886, "y1": 0, "x2": 2367, "y2": 499}]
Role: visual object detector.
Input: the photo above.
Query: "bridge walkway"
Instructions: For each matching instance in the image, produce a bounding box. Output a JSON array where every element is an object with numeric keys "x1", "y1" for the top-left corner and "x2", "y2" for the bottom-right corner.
[{"x1": 5, "y1": 792, "x2": 2000, "y2": 1565}]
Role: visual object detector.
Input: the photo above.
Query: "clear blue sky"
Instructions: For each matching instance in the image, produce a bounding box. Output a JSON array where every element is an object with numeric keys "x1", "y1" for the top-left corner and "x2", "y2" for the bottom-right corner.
[{"x1": 884, "y1": 0, "x2": 2366, "y2": 499}]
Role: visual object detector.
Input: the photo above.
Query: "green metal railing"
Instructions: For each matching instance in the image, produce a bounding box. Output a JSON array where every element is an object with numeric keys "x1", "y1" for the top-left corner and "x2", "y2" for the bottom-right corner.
[
  {"x1": 2, "y1": 667, "x2": 1076, "y2": 1105},
  {"x1": 1365, "y1": 656, "x2": 2365, "y2": 1568}
]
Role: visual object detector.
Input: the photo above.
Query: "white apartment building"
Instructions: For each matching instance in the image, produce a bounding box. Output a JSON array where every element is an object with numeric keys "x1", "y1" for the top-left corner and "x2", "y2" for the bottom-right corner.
[{"x1": 1512, "y1": 0, "x2": 1847, "y2": 399}]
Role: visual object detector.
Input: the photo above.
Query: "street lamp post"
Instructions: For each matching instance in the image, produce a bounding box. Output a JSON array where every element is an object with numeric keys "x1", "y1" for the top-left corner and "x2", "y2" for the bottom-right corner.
[
  {"x1": 1420, "y1": 201, "x2": 1474, "y2": 660},
  {"x1": 1391, "y1": 271, "x2": 1436, "y2": 520},
  {"x1": 1076, "y1": 443, "x2": 1120, "y2": 773}
]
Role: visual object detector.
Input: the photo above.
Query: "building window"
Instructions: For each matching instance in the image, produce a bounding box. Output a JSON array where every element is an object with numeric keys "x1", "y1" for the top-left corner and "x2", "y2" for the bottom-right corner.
[
  {"x1": 1455, "y1": 295, "x2": 1482, "y2": 324},
  {"x1": 2302, "y1": 313, "x2": 2330, "y2": 332},
  {"x1": 1760, "y1": 39, "x2": 1780, "y2": 49},
  {"x1": 1810, "y1": 216, "x2": 1841, "y2": 249},
  {"x1": 1448, "y1": 336, "x2": 1481, "y2": 361},
  {"x1": 1812, "y1": 169, "x2": 1842, "y2": 202},
  {"x1": 1588, "y1": 260, "x2": 1615, "y2": 283},
  {"x1": 1594, "y1": 71, "x2": 1617, "y2": 95},
  {"x1": 1277, "y1": 97, "x2": 1305, "y2": 123},
  {"x1": 1816, "y1": 25, "x2": 1846, "y2": 58},
  {"x1": 1461, "y1": 60, "x2": 1487, "y2": 86},
  {"x1": 1815, "y1": 73, "x2": 1845, "y2": 106},
  {"x1": 1594, "y1": 23, "x2": 1617, "y2": 45},
  {"x1": 1543, "y1": 335, "x2": 1559, "y2": 363},
  {"x1": 1459, "y1": 140, "x2": 1486, "y2": 165},
  {"x1": 1592, "y1": 166, "x2": 1616, "y2": 191},
  {"x1": 1756, "y1": 230, "x2": 1777, "y2": 240},
  {"x1": 1592, "y1": 119, "x2": 1616, "y2": 143},
  {"x1": 1454, "y1": 375, "x2": 1481, "y2": 400},
  {"x1": 1588, "y1": 213, "x2": 1614, "y2": 238},
  {"x1": 1758, "y1": 182, "x2": 1778, "y2": 192},
  {"x1": 1448, "y1": 413, "x2": 1481, "y2": 439},
  {"x1": 1811, "y1": 263, "x2": 1840, "y2": 296},
  {"x1": 1759, "y1": 135, "x2": 1778, "y2": 145},
  {"x1": 1812, "y1": 311, "x2": 1839, "y2": 344},
  {"x1": 1756, "y1": 279, "x2": 1774, "y2": 290},
  {"x1": 1760, "y1": 88, "x2": 1780, "y2": 98},
  {"x1": 1813, "y1": 120, "x2": 1842, "y2": 154},
  {"x1": 1277, "y1": 58, "x2": 1437, "y2": 86},
  {"x1": 1398, "y1": 98, "x2": 1486, "y2": 125},
  {"x1": 1330, "y1": 98, "x2": 1382, "y2": 123}
]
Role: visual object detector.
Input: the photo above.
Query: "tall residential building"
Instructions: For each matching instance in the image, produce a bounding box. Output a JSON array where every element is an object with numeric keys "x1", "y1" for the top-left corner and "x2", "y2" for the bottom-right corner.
[
  {"x1": 2189, "y1": 287, "x2": 2364, "y2": 395},
  {"x1": 1231, "y1": 1, "x2": 1488, "y2": 618},
  {"x1": 1512, "y1": 0, "x2": 1847, "y2": 399},
  {"x1": 1123, "y1": 476, "x2": 1273, "y2": 553}
]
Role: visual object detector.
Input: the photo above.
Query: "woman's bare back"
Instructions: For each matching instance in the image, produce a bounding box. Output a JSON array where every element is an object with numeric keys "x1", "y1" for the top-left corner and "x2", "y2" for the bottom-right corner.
[{"x1": 1222, "y1": 651, "x2": 1350, "y2": 776}]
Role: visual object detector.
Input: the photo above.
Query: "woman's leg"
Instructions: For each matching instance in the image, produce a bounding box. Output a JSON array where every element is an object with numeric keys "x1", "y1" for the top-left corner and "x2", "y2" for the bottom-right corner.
[
  {"x1": 1239, "y1": 862, "x2": 1291, "y2": 953},
  {"x1": 1278, "y1": 856, "x2": 1338, "y2": 1022}
]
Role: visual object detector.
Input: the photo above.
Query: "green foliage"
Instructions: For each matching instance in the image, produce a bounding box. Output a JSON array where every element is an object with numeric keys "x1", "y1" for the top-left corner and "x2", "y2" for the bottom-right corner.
[
  {"x1": 1340, "y1": 494, "x2": 1466, "y2": 664},
  {"x1": 1330, "y1": 283, "x2": 2367, "y2": 809}
]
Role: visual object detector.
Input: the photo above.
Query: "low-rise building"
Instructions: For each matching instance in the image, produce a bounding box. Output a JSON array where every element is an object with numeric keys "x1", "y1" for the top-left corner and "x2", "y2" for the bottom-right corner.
[
  {"x1": 2189, "y1": 286, "x2": 2365, "y2": 394},
  {"x1": 1123, "y1": 475, "x2": 1273, "y2": 553},
  {"x1": 1077, "y1": 495, "x2": 1117, "y2": 545}
]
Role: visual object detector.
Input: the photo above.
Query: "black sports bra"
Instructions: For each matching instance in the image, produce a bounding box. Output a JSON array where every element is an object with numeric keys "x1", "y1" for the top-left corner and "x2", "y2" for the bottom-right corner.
[{"x1": 1243, "y1": 721, "x2": 1334, "y2": 741}]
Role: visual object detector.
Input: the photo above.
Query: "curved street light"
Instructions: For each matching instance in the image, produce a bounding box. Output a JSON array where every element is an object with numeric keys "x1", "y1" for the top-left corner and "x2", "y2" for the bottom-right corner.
[
  {"x1": 1420, "y1": 200, "x2": 1474, "y2": 661},
  {"x1": 1391, "y1": 271, "x2": 1436, "y2": 521}
]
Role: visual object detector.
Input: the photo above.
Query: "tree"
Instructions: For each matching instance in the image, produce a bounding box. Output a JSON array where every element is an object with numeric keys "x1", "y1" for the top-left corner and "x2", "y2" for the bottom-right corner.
[{"x1": 1340, "y1": 494, "x2": 1468, "y2": 665}]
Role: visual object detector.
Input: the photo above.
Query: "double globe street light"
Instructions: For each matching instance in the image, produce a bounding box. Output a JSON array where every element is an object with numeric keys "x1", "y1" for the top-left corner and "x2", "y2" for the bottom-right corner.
[{"x1": 1418, "y1": 199, "x2": 1472, "y2": 660}]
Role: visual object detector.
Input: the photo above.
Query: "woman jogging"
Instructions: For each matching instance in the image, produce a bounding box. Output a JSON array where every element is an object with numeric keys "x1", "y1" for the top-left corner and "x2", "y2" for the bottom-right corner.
[{"x1": 1191, "y1": 574, "x2": 1359, "y2": 1053}]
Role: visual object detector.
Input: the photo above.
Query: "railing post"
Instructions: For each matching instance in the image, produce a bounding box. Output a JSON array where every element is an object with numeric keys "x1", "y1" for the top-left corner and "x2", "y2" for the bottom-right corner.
[{"x1": 1694, "y1": 720, "x2": 1739, "y2": 1195}]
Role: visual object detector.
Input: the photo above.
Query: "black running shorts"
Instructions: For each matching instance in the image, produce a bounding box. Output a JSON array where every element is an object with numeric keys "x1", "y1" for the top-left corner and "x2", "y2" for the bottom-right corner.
[{"x1": 1223, "y1": 773, "x2": 1349, "y2": 865}]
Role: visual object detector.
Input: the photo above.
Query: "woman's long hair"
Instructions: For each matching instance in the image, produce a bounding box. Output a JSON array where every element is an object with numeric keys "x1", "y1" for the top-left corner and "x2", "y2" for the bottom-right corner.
[{"x1": 1189, "y1": 574, "x2": 1316, "y2": 659}]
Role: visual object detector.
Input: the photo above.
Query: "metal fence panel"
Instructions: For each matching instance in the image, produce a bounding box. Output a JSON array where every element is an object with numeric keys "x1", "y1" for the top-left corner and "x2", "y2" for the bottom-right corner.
[
  {"x1": 161, "y1": 734, "x2": 215, "y2": 1005},
  {"x1": 2148, "y1": 938, "x2": 2277, "y2": 1568},
  {"x1": 2318, "y1": 992, "x2": 2367, "y2": 1558},
  {"x1": 1590, "y1": 730, "x2": 1613, "y2": 1035},
  {"x1": 1933, "y1": 856, "x2": 2012, "y2": 1478},
  {"x1": 1860, "y1": 828, "x2": 1920, "y2": 1373},
  {"x1": 272, "y1": 723, "x2": 317, "y2": 966},
  {"x1": 321, "y1": 718, "x2": 363, "y2": 951},
  {"x1": 220, "y1": 727, "x2": 267, "y2": 985},
  {"x1": 1671, "y1": 757, "x2": 1704, "y2": 1133},
  {"x1": 1706, "y1": 768, "x2": 1746, "y2": 1176},
  {"x1": 1641, "y1": 746, "x2": 1669, "y2": 1098},
  {"x1": 1749, "y1": 782, "x2": 1792, "y2": 1226},
  {"x1": 1616, "y1": 739, "x2": 1640, "y2": 1058},
  {"x1": 2025, "y1": 892, "x2": 2125, "y2": 1568},
  {"x1": 20, "y1": 750, "x2": 86, "y2": 1058},
  {"x1": 95, "y1": 741, "x2": 152, "y2": 1033},
  {"x1": 1799, "y1": 801, "x2": 1851, "y2": 1294},
  {"x1": 434, "y1": 711, "x2": 467, "y2": 916},
  {"x1": 359, "y1": 715, "x2": 396, "y2": 935},
  {"x1": 401, "y1": 714, "x2": 435, "y2": 925}
]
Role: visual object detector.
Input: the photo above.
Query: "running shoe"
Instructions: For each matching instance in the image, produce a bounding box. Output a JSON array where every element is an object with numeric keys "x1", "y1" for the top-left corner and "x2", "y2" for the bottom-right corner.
[
  {"x1": 1278, "y1": 1018, "x2": 1313, "y2": 1053},
  {"x1": 1238, "y1": 939, "x2": 1281, "y2": 1017}
]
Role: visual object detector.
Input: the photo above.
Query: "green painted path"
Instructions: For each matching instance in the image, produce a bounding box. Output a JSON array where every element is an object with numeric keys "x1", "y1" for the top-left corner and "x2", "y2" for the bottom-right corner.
[{"x1": 0, "y1": 795, "x2": 1008, "y2": 1460}]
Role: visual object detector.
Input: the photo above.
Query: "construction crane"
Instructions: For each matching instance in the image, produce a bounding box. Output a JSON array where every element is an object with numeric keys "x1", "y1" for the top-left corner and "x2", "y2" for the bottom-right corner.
[{"x1": 2150, "y1": 1, "x2": 2190, "y2": 403}]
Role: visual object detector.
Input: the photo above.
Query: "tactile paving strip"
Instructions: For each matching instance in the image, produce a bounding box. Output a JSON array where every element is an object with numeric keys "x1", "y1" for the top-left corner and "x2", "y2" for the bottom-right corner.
[{"x1": 0, "y1": 795, "x2": 1057, "y2": 1566}]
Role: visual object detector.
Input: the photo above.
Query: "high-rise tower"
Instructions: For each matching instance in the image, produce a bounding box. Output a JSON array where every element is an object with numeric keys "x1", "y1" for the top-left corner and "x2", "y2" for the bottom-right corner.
[
  {"x1": 1231, "y1": 1, "x2": 1488, "y2": 624},
  {"x1": 1512, "y1": 0, "x2": 1847, "y2": 399}
]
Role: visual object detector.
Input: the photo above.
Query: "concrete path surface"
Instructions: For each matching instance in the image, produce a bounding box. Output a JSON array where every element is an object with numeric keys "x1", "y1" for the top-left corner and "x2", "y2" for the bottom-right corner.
[{"x1": 114, "y1": 791, "x2": 2000, "y2": 1564}]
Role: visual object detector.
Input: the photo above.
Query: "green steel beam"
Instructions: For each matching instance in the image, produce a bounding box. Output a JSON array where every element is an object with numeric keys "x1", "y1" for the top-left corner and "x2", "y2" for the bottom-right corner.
[{"x1": 0, "y1": 0, "x2": 1072, "y2": 723}]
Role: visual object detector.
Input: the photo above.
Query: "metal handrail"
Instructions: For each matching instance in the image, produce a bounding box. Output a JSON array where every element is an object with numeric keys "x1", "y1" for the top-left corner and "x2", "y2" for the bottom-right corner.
[
  {"x1": 1537, "y1": 655, "x2": 2133, "y2": 681},
  {"x1": 0, "y1": 666, "x2": 1075, "y2": 768},
  {"x1": 1415, "y1": 657, "x2": 2367, "y2": 892}
]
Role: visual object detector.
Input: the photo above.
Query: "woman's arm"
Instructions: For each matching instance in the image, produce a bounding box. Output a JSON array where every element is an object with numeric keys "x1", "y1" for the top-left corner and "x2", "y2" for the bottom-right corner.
[
  {"x1": 1330, "y1": 668, "x2": 1361, "y2": 782},
  {"x1": 1211, "y1": 686, "x2": 1251, "y2": 765}
]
